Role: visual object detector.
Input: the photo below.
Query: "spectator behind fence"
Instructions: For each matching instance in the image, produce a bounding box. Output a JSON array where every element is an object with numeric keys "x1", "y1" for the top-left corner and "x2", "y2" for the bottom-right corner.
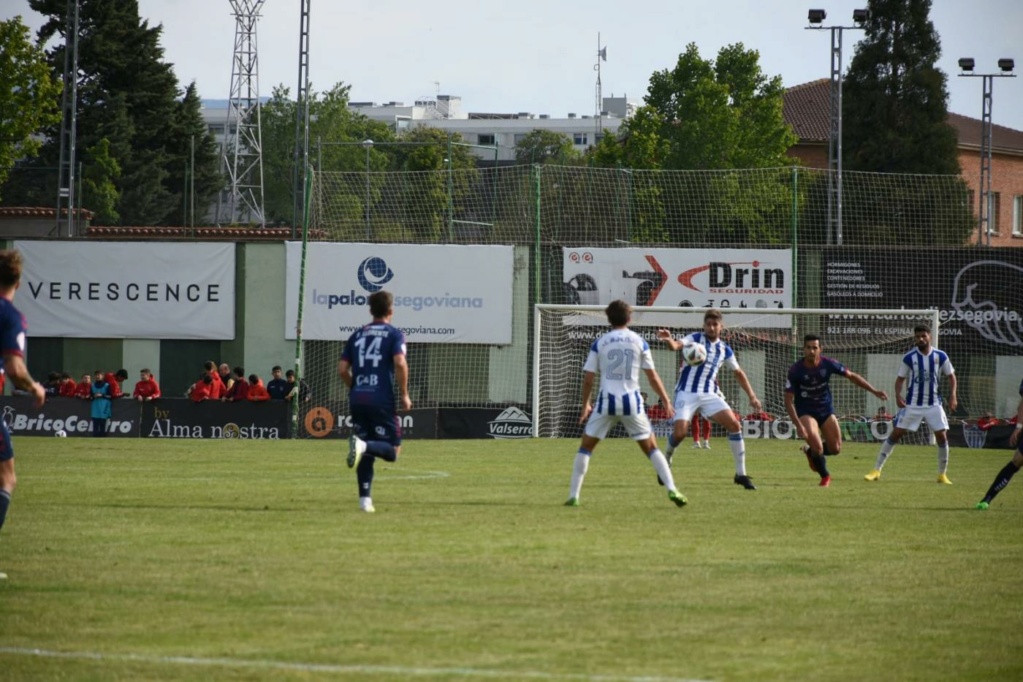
[
  {"x1": 58, "y1": 372, "x2": 77, "y2": 397},
  {"x1": 285, "y1": 369, "x2": 311, "y2": 403},
  {"x1": 247, "y1": 374, "x2": 270, "y2": 402},
  {"x1": 188, "y1": 373, "x2": 212, "y2": 402},
  {"x1": 103, "y1": 369, "x2": 128, "y2": 399},
  {"x1": 266, "y1": 365, "x2": 289, "y2": 400},
  {"x1": 218, "y1": 363, "x2": 234, "y2": 393},
  {"x1": 223, "y1": 367, "x2": 249, "y2": 402},
  {"x1": 203, "y1": 361, "x2": 224, "y2": 400},
  {"x1": 976, "y1": 412, "x2": 1001, "y2": 431},
  {"x1": 133, "y1": 369, "x2": 161, "y2": 401},
  {"x1": 91, "y1": 371, "x2": 111, "y2": 437},
  {"x1": 74, "y1": 374, "x2": 91, "y2": 399}
]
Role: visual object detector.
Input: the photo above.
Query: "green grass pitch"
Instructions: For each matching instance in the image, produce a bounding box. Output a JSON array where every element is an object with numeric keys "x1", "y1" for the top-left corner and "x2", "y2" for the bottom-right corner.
[{"x1": 1, "y1": 436, "x2": 1021, "y2": 681}]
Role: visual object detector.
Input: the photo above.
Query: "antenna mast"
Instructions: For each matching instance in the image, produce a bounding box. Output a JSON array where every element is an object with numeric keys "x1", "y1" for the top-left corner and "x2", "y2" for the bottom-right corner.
[
  {"x1": 217, "y1": 0, "x2": 266, "y2": 226},
  {"x1": 594, "y1": 33, "x2": 606, "y2": 140}
]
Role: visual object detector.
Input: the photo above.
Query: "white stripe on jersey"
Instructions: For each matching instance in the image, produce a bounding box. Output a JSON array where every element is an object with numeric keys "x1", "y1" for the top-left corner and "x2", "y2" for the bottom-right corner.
[
  {"x1": 583, "y1": 328, "x2": 656, "y2": 416},
  {"x1": 674, "y1": 332, "x2": 739, "y2": 394},
  {"x1": 900, "y1": 347, "x2": 953, "y2": 407}
]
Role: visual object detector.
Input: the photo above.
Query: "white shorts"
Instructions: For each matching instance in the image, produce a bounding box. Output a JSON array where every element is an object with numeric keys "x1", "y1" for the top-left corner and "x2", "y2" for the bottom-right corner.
[
  {"x1": 894, "y1": 404, "x2": 949, "y2": 433},
  {"x1": 584, "y1": 411, "x2": 652, "y2": 440},
  {"x1": 673, "y1": 392, "x2": 732, "y2": 423}
]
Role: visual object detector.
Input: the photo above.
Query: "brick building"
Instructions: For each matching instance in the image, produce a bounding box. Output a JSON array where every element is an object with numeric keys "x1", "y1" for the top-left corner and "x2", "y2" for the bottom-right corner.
[{"x1": 784, "y1": 79, "x2": 1023, "y2": 245}]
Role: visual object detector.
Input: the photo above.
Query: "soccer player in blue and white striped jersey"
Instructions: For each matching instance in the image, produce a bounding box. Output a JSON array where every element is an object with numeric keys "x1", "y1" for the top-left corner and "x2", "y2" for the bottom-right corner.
[
  {"x1": 657, "y1": 309, "x2": 763, "y2": 490},
  {"x1": 565, "y1": 300, "x2": 687, "y2": 508},
  {"x1": 865, "y1": 325, "x2": 958, "y2": 484}
]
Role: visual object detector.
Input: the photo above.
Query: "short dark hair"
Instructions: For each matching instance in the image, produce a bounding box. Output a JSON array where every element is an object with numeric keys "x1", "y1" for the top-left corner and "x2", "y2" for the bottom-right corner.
[
  {"x1": 914, "y1": 324, "x2": 931, "y2": 334},
  {"x1": 272, "y1": 365, "x2": 282, "y2": 372},
  {"x1": 803, "y1": 334, "x2": 821, "y2": 345},
  {"x1": 94, "y1": 370, "x2": 105, "y2": 380},
  {"x1": 704, "y1": 308, "x2": 723, "y2": 323},
  {"x1": 140, "y1": 368, "x2": 151, "y2": 375},
  {"x1": 369, "y1": 290, "x2": 393, "y2": 319},
  {"x1": 248, "y1": 374, "x2": 259, "y2": 384},
  {"x1": 203, "y1": 360, "x2": 216, "y2": 372},
  {"x1": 0, "y1": 250, "x2": 23, "y2": 289},
  {"x1": 605, "y1": 299, "x2": 631, "y2": 327},
  {"x1": 234, "y1": 366, "x2": 245, "y2": 378},
  {"x1": 286, "y1": 369, "x2": 295, "y2": 378},
  {"x1": 115, "y1": 369, "x2": 128, "y2": 381}
]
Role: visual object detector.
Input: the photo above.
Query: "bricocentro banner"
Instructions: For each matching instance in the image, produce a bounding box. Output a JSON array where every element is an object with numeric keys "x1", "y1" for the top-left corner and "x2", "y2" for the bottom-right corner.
[
  {"x1": 0, "y1": 397, "x2": 290, "y2": 439},
  {"x1": 1, "y1": 396, "x2": 139, "y2": 437}
]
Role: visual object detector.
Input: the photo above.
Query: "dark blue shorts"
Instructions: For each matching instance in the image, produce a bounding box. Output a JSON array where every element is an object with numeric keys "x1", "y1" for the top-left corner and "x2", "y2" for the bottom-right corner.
[
  {"x1": 796, "y1": 410, "x2": 836, "y2": 428},
  {"x1": 350, "y1": 404, "x2": 402, "y2": 446},
  {"x1": 0, "y1": 419, "x2": 13, "y2": 462}
]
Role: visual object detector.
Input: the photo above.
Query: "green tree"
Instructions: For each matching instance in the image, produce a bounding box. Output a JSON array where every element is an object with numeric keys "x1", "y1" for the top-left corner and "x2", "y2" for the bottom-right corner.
[
  {"x1": 80, "y1": 137, "x2": 121, "y2": 224},
  {"x1": 17, "y1": 0, "x2": 221, "y2": 225},
  {"x1": 841, "y1": 0, "x2": 973, "y2": 244},
  {"x1": 513, "y1": 129, "x2": 578, "y2": 164},
  {"x1": 0, "y1": 16, "x2": 60, "y2": 201},
  {"x1": 165, "y1": 82, "x2": 222, "y2": 226}
]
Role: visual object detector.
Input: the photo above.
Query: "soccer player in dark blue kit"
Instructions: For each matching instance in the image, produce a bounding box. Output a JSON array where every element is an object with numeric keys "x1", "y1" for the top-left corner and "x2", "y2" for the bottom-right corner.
[
  {"x1": 0, "y1": 250, "x2": 46, "y2": 580},
  {"x1": 975, "y1": 376, "x2": 1023, "y2": 510},
  {"x1": 784, "y1": 334, "x2": 888, "y2": 487},
  {"x1": 338, "y1": 290, "x2": 412, "y2": 513}
]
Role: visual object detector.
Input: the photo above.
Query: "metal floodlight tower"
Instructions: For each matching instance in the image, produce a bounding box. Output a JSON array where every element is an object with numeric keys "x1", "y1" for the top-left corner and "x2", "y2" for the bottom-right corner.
[
  {"x1": 292, "y1": 0, "x2": 312, "y2": 237},
  {"x1": 54, "y1": 0, "x2": 81, "y2": 237},
  {"x1": 806, "y1": 8, "x2": 867, "y2": 246},
  {"x1": 958, "y1": 58, "x2": 1016, "y2": 246},
  {"x1": 594, "y1": 33, "x2": 607, "y2": 139},
  {"x1": 217, "y1": 0, "x2": 266, "y2": 227}
]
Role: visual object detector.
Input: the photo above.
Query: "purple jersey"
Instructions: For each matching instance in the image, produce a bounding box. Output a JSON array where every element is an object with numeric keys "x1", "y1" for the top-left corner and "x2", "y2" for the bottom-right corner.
[
  {"x1": 785, "y1": 356, "x2": 848, "y2": 416},
  {"x1": 0, "y1": 298, "x2": 27, "y2": 375},
  {"x1": 341, "y1": 322, "x2": 407, "y2": 409}
]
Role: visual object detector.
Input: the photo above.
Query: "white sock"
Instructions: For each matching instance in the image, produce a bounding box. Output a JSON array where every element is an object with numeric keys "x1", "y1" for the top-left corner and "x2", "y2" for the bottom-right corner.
[
  {"x1": 728, "y1": 431, "x2": 746, "y2": 476},
  {"x1": 874, "y1": 438, "x2": 896, "y2": 470},
  {"x1": 648, "y1": 449, "x2": 677, "y2": 491},
  {"x1": 568, "y1": 450, "x2": 590, "y2": 499},
  {"x1": 702, "y1": 440, "x2": 710, "y2": 449},
  {"x1": 937, "y1": 442, "x2": 949, "y2": 474}
]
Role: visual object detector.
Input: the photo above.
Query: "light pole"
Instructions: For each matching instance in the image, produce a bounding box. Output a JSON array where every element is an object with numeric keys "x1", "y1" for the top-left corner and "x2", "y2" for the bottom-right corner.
[
  {"x1": 958, "y1": 57, "x2": 1016, "y2": 246},
  {"x1": 362, "y1": 138, "x2": 374, "y2": 239},
  {"x1": 806, "y1": 8, "x2": 867, "y2": 246}
]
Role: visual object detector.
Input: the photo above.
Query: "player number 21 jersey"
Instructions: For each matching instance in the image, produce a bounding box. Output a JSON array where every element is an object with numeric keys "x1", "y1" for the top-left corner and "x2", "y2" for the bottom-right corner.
[{"x1": 583, "y1": 328, "x2": 654, "y2": 416}]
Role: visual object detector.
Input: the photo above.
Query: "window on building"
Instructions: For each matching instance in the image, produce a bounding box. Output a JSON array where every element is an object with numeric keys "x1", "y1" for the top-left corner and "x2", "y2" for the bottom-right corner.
[
  {"x1": 478, "y1": 134, "x2": 496, "y2": 146},
  {"x1": 1014, "y1": 195, "x2": 1023, "y2": 236},
  {"x1": 988, "y1": 192, "x2": 1000, "y2": 234},
  {"x1": 513, "y1": 133, "x2": 527, "y2": 145},
  {"x1": 573, "y1": 133, "x2": 588, "y2": 146}
]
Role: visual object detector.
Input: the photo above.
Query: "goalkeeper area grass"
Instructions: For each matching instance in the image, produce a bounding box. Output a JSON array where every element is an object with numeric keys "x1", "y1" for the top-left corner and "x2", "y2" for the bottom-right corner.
[{"x1": 1, "y1": 436, "x2": 1021, "y2": 682}]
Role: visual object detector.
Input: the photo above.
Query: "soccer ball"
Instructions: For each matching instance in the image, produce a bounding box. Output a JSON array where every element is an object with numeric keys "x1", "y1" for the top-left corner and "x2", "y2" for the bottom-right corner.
[
  {"x1": 682, "y1": 341, "x2": 707, "y2": 367},
  {"x1": 55, "y1": 429, "x2": 67, "y2": 438}
]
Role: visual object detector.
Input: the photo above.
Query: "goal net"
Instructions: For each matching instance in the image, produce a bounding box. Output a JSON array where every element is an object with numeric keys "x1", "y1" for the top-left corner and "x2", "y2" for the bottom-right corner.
[{"x1": 533, "y1": 305, "x2": 942, "y2": 445}]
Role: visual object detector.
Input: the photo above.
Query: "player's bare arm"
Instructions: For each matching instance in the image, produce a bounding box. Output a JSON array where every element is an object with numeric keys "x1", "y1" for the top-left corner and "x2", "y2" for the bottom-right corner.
[
  {"x1": 643, "y1": 368, "x2": 675, "y2": 420},
  {"x1": 948, "y1": 372, "x2": 958, "y2": 412},
  {"x1": 578, "y1": 371, "x2": 595, "y2": 424},
  {"x1": 784, "y1": 392, "x2": 806, "y2": 439},
  {"x1": 894, "y1": 376, "x2": 907, "y2": 408},
  {"x1": 656, "y1": 329, "x2": 681, "y2": 351},
  {"x1": 5, "y1": 353, "x2": 43, "y2": 409},
  {"x1": 1010, "y1": 398, "x2": 1023, "y2": 448},
  {"x1": 394, "y1": 354, "x2": 412, "y2": 411},
  {"x1": 847, "y1": 370, "x2": 888, "y2": 401},
  {"x1": 734, "y1": 368, "x2": 762, "y2": 411},
  {"x1": 337, "y1": 359, "x2": 353, "y2": 389}
]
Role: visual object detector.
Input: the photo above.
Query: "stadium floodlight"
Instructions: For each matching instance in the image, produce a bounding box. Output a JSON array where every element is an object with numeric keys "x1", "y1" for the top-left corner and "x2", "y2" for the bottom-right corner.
[
  {"x1": 807, "y1": 9, "x2": 826, "y2": 24},
  {"x1": 852, "y1": 8, "x2": 868, "y2": 23},
  {"x1": 958, "y1": 59, "x2": 1017, "y2": 245}
]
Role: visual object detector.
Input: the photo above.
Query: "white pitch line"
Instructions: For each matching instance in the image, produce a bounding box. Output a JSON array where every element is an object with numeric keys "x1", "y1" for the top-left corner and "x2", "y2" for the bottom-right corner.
[{"x1": 0, "y1": 647, "x2": 713, "y2": 682}]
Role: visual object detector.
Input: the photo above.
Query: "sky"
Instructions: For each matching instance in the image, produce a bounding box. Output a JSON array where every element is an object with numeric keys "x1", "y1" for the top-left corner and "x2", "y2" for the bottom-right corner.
[{"x1": 8, "y1": 0, "x2": 1023, "y2": 132}]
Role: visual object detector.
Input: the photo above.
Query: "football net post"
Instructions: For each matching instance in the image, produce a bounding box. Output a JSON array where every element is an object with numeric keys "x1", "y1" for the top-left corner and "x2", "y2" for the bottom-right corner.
[{"x1": 533, "y1": 306, "x2": 941, "y2": 444}]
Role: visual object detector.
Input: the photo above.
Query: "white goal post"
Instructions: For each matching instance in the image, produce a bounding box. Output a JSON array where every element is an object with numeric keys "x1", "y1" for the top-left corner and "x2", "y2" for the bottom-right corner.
[{"x1": 532, "y1": 305, "x2": 941, "y2": 439}]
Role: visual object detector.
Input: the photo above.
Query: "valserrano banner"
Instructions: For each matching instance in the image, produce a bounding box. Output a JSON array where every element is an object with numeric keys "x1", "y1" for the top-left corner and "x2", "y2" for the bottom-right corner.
[
  {"x1": 562, "y1": 247, "x2": 792, "y2": 327},
  {"x1": 15, "y1": 241, "x2": 235, "y2": 339},
  {"x1": 285, "y1": 242, "x2": 514, "y2": 343}
]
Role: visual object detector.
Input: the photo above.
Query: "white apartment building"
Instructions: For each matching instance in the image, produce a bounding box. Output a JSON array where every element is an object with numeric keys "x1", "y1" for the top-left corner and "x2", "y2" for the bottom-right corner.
[{"x1": 201, "y1": 95, "x2": 637, "y2": 162}]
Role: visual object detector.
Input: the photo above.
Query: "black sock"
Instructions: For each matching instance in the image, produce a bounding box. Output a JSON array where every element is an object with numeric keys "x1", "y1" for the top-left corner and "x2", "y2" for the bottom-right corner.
[
  {"x1": 0, "y1": 489, "x2": 10, "y2": 532},
  {"x1": 822, "y1": 443, "x2": 834, "y2": 456},
  {"x1": 983, "y1": 461, "x2": 1020, "y2": 503},
  {"x1": 356, "y1": 455, "x2": 375, "y2": 498},
  {"x1": 813, "y1": 452, "x2": 830, "y2": 477},
  {"x1": 366, "y1": 440, "x2": 397, "y2": 463}
]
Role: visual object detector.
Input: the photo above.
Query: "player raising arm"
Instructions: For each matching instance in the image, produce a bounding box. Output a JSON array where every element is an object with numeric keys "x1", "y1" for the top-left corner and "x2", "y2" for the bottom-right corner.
[
  {"x1": 565, "y1": 300, "x2": 686, "y2": 508},
  {"x1": 657, "y1": 308, "x2": 762, "y2": 490},
  {"x1": 784, "y1": 334, "x2": 888, "y2": 487}
]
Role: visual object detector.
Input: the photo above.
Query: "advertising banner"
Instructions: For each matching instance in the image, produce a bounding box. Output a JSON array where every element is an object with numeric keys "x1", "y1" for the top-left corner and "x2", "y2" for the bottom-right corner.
[
  {"x1": 821, "y1": 248, "x2": 1023, "y2": 352},
  {"x1": 2, "y1": 396, "x2": 139, "y2": 437},
  {"x1": 285, "y1": 243, "x2": 514, "y2": 343},
  {"x1": 437, "y1": 406, "x2": 533, "y2": 439},
  {"x1": 139, "y1": 399, "x2": 289, "y2": 439},
  {"x1": 562, "y1": 248, "x2": 792, "y2": 327},
  {"x1": 297, "y1": 403, "x2": 437, "y2": 440},
  {"x1": 14, "y1": 241, "x2": 235, "y2": 339}
]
